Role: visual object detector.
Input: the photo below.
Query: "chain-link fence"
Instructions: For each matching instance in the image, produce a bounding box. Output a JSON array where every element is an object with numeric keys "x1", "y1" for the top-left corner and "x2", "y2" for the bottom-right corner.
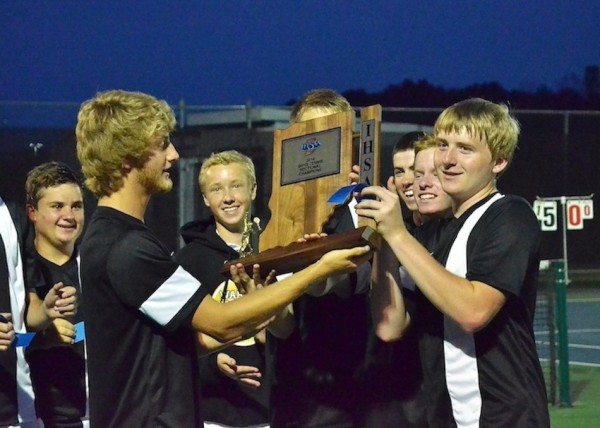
[{"x1": 1, "y1": 102, "x2": 598, "y2": 269}]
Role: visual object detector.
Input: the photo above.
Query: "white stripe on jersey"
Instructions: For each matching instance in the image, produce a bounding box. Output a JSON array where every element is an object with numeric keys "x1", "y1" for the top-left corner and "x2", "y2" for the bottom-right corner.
[
  {"x1": 443, "y1": 193, "x2": 503, "y2": 428},
  {"x1": 140, "y1": 266, "x2": 201, "y2": 326},
  {"x1": 0, "y1": 198, "x2": 37, "y2": 424}
]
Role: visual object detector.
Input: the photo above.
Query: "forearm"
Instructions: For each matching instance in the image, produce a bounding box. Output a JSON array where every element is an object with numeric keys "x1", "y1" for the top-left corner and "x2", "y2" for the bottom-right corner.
[
  {"x1": 267, "y1": 304, "x2": 296, "y2": 339},
  {"x1": 385, "y1": 230, "x2": 502, "y2": 332},
  {"x1": 370, "y1": 250, "x2": 409, "y2": 341},
  {"x1": 196, "y1": 333, "x2": 235, "y2": 357},
  {"x1": 25, "y1": 293, "x2": 52, "y2": 331},
  {"x1": 306, "y1": 273, "x2": 352, "y2": 297},
  {"x1": 193, "y1": 259, "x2": 330, "y2": 342}
]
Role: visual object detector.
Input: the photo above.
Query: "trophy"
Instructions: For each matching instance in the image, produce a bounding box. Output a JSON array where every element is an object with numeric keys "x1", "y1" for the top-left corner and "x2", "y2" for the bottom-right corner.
[
  {"x1": 239, "y1": 210, "x2": 261, "y2": 258},
  {"x1": 221, "y1": 105, "x2": 382, "y2": 278}
]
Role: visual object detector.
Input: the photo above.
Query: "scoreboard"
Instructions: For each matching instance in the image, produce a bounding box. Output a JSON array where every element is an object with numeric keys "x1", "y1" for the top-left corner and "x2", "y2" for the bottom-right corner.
[{"x1": 533, "y1": 198, "x2": 594, "y2": 231}]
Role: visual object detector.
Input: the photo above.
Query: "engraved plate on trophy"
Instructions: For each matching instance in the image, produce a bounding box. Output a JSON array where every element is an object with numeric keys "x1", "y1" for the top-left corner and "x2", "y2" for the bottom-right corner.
[{"x1": 281, "y1": 128, "x2": 342, "y2": 185}]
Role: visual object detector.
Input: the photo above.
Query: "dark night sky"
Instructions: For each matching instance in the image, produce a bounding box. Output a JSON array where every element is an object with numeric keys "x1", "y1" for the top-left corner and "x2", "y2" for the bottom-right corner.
[{"x1": 1, "y1": 1, "x2": 599, "y2": 107}]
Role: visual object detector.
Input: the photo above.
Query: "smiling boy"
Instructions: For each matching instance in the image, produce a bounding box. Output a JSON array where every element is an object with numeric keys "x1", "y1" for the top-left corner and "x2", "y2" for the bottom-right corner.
[
  {"x1": 175, "y1": 151, "x2": 279, "y2": 428},
  {"x1": 392, "y1": 131, "x2": 425, "y2": 231},
  {"x1": 25, "y1": 161, "x2": 88, "y2": 427},
  {"x1": 357, "y1": 98, "x2": 549, "y2": 427},
  {"x1": 412, "y1": 134, "x2": 453, "y2": 220}
]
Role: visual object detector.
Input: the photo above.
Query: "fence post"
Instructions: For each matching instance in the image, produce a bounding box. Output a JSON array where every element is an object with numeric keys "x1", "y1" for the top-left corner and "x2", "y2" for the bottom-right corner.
[
  {"x1": 553, "y1": 259, "x2": 571, "y2": 407},
  {"x1": 178, "y1": 99, "x2": 186, "y2": 128}
]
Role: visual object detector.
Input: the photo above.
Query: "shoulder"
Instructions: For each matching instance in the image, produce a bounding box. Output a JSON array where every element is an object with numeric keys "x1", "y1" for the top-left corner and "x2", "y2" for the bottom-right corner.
[
  {"x1": 86, "y1": 208, "x2": 159, "y2": 256},
  {"x1": 2, "y1": 197, "x2": 29, "y2": 234},
  {"x1": 483, "y1": 195, "x2": 539, "y2": 230},
  {"x1": 176, "y1": 228, "x2": 230, "y2": 264},
  {"x1": 109, "y1": 228, "x2": 168, "y2": 268},
  {"x1": 175, "y1": 239, "x2": 211, "y2": 267},
  {"x1": 493, "y1": 194, "x2": 535, "y2": 213},
  {"x1": 469, "y1": 194, "x2": 540, "y2": 249},
  {"x1": 3, "y1": 198, "x2": 22, "y2": 218}
]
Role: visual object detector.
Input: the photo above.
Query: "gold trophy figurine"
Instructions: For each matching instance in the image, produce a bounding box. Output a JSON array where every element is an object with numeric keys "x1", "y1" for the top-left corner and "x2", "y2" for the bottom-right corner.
[{"x1": 239, "y1": 210, "x2": 261, "y2": 258}]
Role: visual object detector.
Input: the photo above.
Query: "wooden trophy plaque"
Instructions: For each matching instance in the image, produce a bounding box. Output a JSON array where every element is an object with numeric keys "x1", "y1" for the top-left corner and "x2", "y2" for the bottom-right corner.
[{"x1": 222, "y1": 105, "x2": 382, "y2": 277}]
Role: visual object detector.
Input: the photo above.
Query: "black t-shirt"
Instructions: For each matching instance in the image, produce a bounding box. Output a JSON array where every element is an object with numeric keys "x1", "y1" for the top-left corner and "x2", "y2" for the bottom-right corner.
[
  {"x1": 415, "y1": 194, "x2": 549, "y2": 427},
  {"x1": 26, "y1": 252, "x2": 87, "y2": 427},
  {"x1": 80, "y1": 207, "x2": 208, "y2": 427},
  {"x1": 269, "y1": 205, "x2": 371, "y2": 428}
]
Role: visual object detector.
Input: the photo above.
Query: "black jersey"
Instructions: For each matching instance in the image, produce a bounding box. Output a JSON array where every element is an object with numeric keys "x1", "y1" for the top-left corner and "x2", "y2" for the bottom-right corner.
[
  {"x1": 359, "y1": 216, "x2": 439, "y2": 428},
  {"x1": 80, "y1": 207, "x2": 208, "y2": 427},
  {"x1": 175, "y1": 217, "x2": 269, "y2": 427},
  {"x1": 0, "y1": 196, "x2": 38, "y2": 426},
  {"x1": 269, "y1": 205, "x2": 371, "y2": 427},
  {"x1": 415, "y1": 194, "x2": 549, "y2": 427},
  {"x1": 26, "y1": 251, "x2": 88, "y2": 427}
]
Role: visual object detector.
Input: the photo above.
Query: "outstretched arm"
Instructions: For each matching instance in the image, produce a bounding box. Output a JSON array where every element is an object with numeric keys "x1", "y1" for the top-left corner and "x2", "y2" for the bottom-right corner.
[
  {"x1": 196, "y1": 315, "x2": 273, "y2": 356},
  {"x1": 191, "y1": 245, "x2": 372, "y2": 344},
  {"x1": 196, "y1": 266, "x2": 294, "y2": 354}
]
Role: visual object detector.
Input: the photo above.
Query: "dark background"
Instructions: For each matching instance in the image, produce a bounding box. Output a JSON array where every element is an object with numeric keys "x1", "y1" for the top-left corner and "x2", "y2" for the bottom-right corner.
[{"x1": 0, "y1": 103, "x2": 597, "y2": 271}]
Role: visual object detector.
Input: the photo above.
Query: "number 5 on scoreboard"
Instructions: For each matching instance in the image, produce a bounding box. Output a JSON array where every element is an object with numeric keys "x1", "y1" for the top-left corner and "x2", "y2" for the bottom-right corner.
[{"x1": 533, "y1": 200, "x2": 558, "y2": 231}]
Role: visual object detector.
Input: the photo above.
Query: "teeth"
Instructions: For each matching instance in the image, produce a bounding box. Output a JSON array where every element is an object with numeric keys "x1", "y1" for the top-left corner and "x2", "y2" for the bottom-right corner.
[
  {"x1": 419, "y1": 194, "x2": 435, "y2": 200},
  {"x1": 404, "y1": 190, "x2": 414, "y2": 198}
]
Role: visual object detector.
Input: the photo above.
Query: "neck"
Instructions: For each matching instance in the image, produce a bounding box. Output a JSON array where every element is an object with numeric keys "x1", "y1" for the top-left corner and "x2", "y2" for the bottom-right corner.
[
  {"x1": 454, "y1": 183, "x2": 497, "y2": 218},
  {"x1": 215, "y1": 222, "x2": 243, "y2": 246},
  {"x1": 421, "y1": 207, "x2": 453, "y2": 223},
  {"x1": 35, "y1": 239, "x2": 74, "y2": 266},
  {"x1": 412, "y1": 211, "x2": 423, "y2": 227},
  {"x1": 98, "y1": 175, "x2": 150, "y2": 221}
]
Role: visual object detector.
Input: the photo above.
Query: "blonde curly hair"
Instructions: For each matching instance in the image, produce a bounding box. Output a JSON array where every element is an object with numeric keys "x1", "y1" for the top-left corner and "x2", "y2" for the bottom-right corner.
[{"x1": 75, "y1": 90, "x2": 176, "y2": 197}]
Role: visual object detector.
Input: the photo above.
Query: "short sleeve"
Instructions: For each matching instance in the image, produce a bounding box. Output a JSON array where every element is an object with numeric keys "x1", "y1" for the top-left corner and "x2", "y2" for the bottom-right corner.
[
  {"x1": 466, "y1": 197, "x2": 541, "y2": 296},
  {"x1": 107, "y1": 230, "x2": 207, "y2": 331}
]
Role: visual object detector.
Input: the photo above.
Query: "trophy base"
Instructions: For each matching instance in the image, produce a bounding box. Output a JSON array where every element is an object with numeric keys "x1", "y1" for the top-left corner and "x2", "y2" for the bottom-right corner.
[{"x1": 221, "y1": 226, "x2": 380, "y2": 278}]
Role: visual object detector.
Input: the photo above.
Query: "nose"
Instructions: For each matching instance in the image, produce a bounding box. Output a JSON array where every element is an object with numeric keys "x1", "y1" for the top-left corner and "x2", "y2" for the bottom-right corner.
[
  {"x1": 400, "y1": 170, "x2": 415, "y2": 189},
  {"x1": 61, "y1": 207, "x2": 75, "y2": 218},
  {"x1": 415, "y1": 174, "x2": 431, "y2": 190},
  {"x1": 222, "y1": 187, "x2": 235, "y2": 202},
  {"x1": 420, "y1": 173, "x2": 435, "y2": 189},
  {"x1": 438, "y1": 146, "x2": 456, "y2": 168},
  {"x1": 167, "y1": 143, "x2": 180, "y2": 163}
]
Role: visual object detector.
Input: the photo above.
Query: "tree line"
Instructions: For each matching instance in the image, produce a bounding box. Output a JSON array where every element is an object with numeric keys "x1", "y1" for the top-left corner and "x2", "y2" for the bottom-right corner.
[{"x1": 300, "y1": 65, "x2": 600, "y2": 110}]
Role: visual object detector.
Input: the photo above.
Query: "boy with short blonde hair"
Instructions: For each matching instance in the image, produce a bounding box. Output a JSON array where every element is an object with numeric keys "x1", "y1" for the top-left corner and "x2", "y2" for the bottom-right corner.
[{"x1": 358, "y1": 98, "x2": 549, "y2": 427}]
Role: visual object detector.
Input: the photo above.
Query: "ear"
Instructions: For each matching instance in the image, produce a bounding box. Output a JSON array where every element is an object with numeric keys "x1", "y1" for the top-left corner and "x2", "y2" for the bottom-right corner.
[
  {"x1": 492, "y1": 158, "x2": 508, "y2": 176},
  {"x1": 121, "y1": 162, "x2": 133, "y2": 173},
  {"x1": 202, "y1": 193, "x2": 210, "y2": 208},
  {"x1": 251, "y1": 182, "x2": 257, "y2": 201},
  {"x1": 26, "y1": 204, "x2": 36, "y2": 222}
]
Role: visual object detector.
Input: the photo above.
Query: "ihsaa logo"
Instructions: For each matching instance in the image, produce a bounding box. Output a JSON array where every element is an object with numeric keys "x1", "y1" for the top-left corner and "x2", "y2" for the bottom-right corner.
[{"x1": 301, "y1": 137, "x2": 321, "y2": 156}]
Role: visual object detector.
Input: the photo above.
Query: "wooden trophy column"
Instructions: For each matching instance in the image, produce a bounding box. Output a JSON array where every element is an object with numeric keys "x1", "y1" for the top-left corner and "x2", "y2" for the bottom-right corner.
[
  {"x1": 260, "y1": 109, "x2": 356, "y2": 251},
  {"x1": 222, "y1": 106, "x2": 381, "y2": 277}
]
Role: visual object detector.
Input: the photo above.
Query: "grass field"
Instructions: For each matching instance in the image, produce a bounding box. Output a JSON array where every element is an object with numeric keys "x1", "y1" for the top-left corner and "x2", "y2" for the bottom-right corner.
[
  {"x1": 549, "y1": 364, "x2": 600, "y2": 427},
  {"x1": 547, "y1": 269, "x2": 600, "y2": 427}
]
